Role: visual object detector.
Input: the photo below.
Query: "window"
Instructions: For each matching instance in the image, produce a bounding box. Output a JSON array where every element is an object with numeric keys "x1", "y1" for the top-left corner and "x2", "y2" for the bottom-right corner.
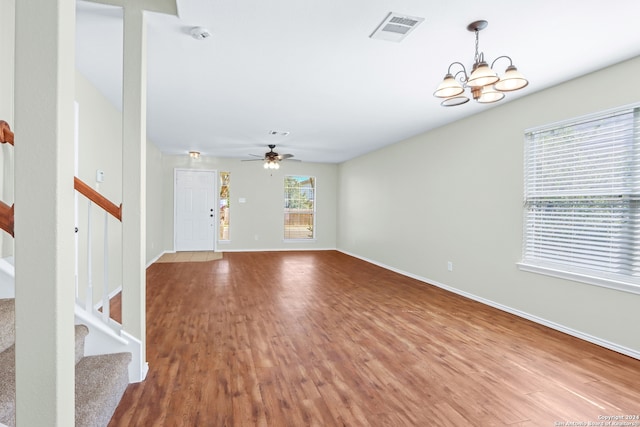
[
  {"x1": 284, "y1": 176, "x2": 315, "y2": 240},
  {"x1": 219, "y1": 172, "x2": 230, "y2": 240},
  {"x1": 519, "y1": 104, "x2": 640, "y2": 293}
]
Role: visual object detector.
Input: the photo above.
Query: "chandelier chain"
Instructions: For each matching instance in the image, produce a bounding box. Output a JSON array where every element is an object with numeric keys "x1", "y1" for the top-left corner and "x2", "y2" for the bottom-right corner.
[{"x1": 474, "y1": 29, "x2": 481, "y2": 64}]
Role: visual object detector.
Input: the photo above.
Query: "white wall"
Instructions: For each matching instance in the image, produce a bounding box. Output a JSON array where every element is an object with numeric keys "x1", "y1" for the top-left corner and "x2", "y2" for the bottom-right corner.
[
  {"x1": 162, "y1": 155, "x2": 338, "y2": 252},
  {"x1": 337, "y1": 56, "x2": 640, "y2": 356}
]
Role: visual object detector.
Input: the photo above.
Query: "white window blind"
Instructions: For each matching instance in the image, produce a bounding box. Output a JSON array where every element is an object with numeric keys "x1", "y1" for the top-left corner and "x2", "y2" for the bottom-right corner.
[{"x1": 522, "y1": 104, "x2": 640, "y2": 291}]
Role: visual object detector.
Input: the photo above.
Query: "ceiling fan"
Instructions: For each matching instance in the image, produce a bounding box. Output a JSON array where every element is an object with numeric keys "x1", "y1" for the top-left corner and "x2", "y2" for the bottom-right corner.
[{"x1": 242, "y1": 144, "x2": 298, "y2": 169}]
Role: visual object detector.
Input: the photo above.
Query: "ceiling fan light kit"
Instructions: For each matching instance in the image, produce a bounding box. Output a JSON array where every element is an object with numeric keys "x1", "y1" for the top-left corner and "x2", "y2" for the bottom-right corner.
[
  {"x1": 434, "y1": 20, "x2": 528, "y2": 107},
  {"x1": 242, "y1": 144, "x2": 297, "y2": 170}
]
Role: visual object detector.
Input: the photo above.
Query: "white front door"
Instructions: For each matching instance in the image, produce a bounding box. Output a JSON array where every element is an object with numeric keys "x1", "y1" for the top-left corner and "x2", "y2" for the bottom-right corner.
[{"x1": 175, "y1": 169, "x2": 217, "y2": 251}]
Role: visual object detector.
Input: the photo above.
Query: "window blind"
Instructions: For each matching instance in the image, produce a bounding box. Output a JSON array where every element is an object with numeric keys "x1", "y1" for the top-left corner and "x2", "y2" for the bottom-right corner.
[{"x1": 522, "y1": 105, "x2": 640, "y2": 286}]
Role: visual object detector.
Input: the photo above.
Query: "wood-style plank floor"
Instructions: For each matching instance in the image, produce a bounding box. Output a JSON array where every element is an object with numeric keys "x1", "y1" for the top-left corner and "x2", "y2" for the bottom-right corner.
[{"x1": 108, "y1": 251, "x2": 640, "y2": 426}]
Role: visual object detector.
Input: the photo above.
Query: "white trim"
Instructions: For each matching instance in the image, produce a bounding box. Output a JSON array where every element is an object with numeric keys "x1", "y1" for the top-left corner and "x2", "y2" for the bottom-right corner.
[
  {"x1": 339, "y1": 249, "x2": 640, "y2": 361},
  {"x1": 146, "y1": 250, "x2": 173, "y2": 268},
  {"x1": 220, "y1": 247, "x2": 336, "y2": 253},
  {"x1": 517, "y1": 262, "x2": 640, "y2": 295},
  {"x1": 92, "y1": 285, "x2": 123, "y2": 311},
  {"x1": 284, "y1": 174, "x2": 316, "y2": 241},
  {"x1": 525, "y1": 100, "x2": 640, "y2": 133},
  {"x1": 120, "y1": 329, "x2": 148, "y2": 383}
]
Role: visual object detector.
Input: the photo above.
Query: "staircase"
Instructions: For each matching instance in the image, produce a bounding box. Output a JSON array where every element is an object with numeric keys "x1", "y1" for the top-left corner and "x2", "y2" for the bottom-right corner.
[
  {"x1": 0, "y1": 298, "x2": 131, "y2": 427},
  {"x1": 0, "y1": 121, "x2": 140, "y2": 425}
]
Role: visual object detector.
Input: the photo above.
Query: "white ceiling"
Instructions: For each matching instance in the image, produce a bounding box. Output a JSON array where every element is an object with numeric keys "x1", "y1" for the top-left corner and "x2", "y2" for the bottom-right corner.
[{"x1": 76, "y1": 0, "x2": 640, "y2": 164}]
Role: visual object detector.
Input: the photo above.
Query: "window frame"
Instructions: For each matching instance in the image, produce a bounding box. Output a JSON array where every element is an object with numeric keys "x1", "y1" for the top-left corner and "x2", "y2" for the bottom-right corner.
[
  {"x1": 283, "y1": 175, "x2": 316, "y2": 241},
  {"x1": 518, "y1": 103, "x2": 640, "y2": 295}
]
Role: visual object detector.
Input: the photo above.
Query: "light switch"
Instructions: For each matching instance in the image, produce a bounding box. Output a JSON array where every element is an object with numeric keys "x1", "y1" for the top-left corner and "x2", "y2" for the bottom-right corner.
[{"x1": 96, "y1": 170, "x2": 105, "y2": 183}]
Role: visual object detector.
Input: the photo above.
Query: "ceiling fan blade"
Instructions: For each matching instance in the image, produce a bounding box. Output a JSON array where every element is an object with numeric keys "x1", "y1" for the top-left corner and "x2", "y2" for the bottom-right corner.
[
  {"x1": 241, "y1": 158, "x2": 264, "y2": 162},
  {"x1": 283, "y1": 158, "x2": 301, "y2": 162},
  {"x1": 280, "y1": 153, "x2": 294, "y2": 160},
  {"x1": 248, "y1": 153, "x2": 264, "y2": 158}
]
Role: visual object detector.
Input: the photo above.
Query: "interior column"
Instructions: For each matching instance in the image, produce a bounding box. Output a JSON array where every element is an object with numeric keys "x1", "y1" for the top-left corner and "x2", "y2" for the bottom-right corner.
[{"x1": 14, "y1": 0, "x2": 76, "y2": 424}]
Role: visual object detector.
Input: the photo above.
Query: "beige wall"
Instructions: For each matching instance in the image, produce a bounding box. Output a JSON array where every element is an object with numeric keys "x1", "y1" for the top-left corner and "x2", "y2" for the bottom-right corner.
[
  {"x1": 75, "y1": 70, "x2": 165, "y2": 286},
  {"x1": 146, "y1": 138, "x2": 164, "y2": 264},
  {"x1": 161, "y1": 155, "x2": 338, "y2": 253},
  {"x1": 75, "y1": 71, "x2": 123, "y2": 301},
  {"x1": 337, "y1": 56, "x2": 640, "y2": 356}
]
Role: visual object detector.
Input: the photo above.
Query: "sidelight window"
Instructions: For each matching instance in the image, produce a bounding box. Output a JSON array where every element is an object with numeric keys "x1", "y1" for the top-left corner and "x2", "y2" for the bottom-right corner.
[{"x1": 219, "y1": 172, "x2": 230, "y2": 240}]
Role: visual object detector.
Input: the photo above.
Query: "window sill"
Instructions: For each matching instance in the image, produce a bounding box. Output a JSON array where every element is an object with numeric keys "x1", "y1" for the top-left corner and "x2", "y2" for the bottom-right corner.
[
  {"x1": 283, "y1": 239, "x2": 317, "y2": 243},
  {"x1": 517, "y1": 261, "x2": 640, "y2": 295}
]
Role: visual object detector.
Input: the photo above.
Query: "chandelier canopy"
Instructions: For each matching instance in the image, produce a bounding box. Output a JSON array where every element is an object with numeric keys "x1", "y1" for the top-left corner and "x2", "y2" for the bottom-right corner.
[{"x1": 434, "y1": 20, "x2": 528, "y2": 107}]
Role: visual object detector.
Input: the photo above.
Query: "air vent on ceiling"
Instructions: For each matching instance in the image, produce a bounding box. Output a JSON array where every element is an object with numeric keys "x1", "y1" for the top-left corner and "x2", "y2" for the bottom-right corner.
[{"x1": 370, "y1": 12, "x2": 424, "y2": 43}]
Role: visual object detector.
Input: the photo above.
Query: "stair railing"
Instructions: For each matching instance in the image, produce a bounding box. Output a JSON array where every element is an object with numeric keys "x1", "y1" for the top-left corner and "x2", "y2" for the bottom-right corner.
[
  {"x1": 1, "y1": 119, "x2": 123, "y2": 325},
  {"x1": 74, "y1": 177, "x2": 122, "y2": 323},
  {"x1": 0, "y1": 121, "x2": 14, "y2": 237}
]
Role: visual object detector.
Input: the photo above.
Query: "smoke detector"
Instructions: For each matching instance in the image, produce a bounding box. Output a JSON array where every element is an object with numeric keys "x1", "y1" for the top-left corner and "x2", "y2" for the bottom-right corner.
[
  {"x1": 190, "y1": 27, "x2": 211, "y2": 40},
  {"x1": 370, "y1": 12, "x2": 424, "y2": 42}
]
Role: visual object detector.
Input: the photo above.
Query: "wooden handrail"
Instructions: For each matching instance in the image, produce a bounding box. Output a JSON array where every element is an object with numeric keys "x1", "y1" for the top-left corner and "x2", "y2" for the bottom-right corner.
[
  {"x1": 0, "y1": 121, "x2": 122, "y2": 228},
  {"x1": 0, "y1": 120, "x2": 14, "y2": 145},
  {"x1": 74, "y1": 177, "x2": 122, "y2": 221},
  {"x1": 0, "y1": 121, "x2": 14, "y2": 236},
  {"x1": 0, "y1": 201, "x2": 14, "y2": 237}
]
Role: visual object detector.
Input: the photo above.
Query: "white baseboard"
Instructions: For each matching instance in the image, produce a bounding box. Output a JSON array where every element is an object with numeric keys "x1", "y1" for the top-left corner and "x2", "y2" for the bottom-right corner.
[
  {"x1": 146, "y1": 250, "x2": 173, "y2": 268},
  {"x1": 338, "y1": 249, "x2": 640, "y2": 361},
  {"x1": 220, "y1": 246, "x2": 337, "y2": 253}
]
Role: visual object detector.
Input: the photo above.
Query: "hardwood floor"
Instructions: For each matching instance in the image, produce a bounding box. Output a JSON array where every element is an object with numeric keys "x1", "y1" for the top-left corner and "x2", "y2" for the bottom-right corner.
[{"x1": 109, "y1": 251, "x2": 640, "y2": 426}]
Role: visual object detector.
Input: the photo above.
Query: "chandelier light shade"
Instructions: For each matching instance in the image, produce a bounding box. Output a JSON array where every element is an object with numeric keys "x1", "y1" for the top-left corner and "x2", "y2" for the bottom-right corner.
[
  {"x1": 434, "y1": 73, "x2": 464, "y2": 98},
  {"x1": 434, "y1": 20, "x2": 528, "y2": 107},
  {"x1": 263, "y1": 159, "x2": 280, "y2": 169}
]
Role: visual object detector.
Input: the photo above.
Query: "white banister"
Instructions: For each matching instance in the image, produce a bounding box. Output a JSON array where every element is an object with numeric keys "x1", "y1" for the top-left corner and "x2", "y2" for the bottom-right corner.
[
  {"x1": 102, "y1": 210, "x2": 110, "y2": 322},
  {"x1": 85, "y1": 201, "x2": 93, "y2": 312},
  {"x1": 78, "y1": 196, "x2": 117, "y2": 327}
]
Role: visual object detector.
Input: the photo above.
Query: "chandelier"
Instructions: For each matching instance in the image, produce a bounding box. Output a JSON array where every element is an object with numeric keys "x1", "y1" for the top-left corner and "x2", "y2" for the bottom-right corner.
[{"x1": 433, "y1": 20, "x2": 528, "y2": 107}]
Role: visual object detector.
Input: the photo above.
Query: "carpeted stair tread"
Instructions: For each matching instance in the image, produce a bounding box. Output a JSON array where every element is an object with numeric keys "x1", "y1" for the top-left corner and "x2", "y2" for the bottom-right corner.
[
  {"x1": 0, "y1": 345, "x2": 15, "y2": 427},
  {"x1": 75, "y1": 352, "x2": 131, "y2": 427},
  {"x1": 75, "y1": 324, "x2": 89, "y2": 365},
  {"x1": 0, "y1": 320, "x2": 130, "y2": 427},
  {"x1": 0, "y1": 299, "x2": 14, "y2": 353}
]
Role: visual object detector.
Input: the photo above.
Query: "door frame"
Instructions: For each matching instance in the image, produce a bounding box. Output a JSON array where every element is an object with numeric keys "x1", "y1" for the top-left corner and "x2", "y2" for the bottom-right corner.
[{"x1": 173, "y1": 168, "x2": 218, "y2": 252}]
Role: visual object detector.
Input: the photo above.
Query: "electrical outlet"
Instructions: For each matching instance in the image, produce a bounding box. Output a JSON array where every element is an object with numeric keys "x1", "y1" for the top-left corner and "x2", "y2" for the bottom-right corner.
[{"x1": 447, "y1": 261, "x2": 453, "y2": 272}]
